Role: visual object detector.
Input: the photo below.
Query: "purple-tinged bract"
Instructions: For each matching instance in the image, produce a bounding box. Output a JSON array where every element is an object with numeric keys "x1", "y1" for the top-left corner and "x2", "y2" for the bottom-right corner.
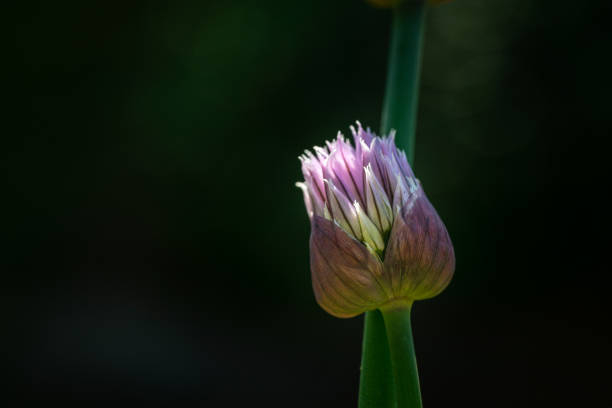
[{"x1": 296, "y1": 122, "x2": 454, "y2": 318}]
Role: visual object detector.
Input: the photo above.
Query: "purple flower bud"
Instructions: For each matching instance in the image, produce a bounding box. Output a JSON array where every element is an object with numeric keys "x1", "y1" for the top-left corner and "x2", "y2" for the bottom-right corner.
[{"x1": 297, "y1": 122, "x2": 455, "y2": 318}]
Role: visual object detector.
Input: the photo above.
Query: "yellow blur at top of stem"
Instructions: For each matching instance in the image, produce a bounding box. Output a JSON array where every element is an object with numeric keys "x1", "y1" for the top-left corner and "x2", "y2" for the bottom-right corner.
[{"x1": 366, "y1": 0, "x2": 452, "y2": 8}]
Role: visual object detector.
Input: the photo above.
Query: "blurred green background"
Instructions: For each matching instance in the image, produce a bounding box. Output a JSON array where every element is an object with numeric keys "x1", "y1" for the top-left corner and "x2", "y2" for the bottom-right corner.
[{"x1": 5, "y1": 0, "x2": 611, "y2": 406}]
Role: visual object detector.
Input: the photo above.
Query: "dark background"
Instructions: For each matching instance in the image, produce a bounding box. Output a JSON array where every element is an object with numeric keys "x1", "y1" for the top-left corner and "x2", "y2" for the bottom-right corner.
[{"x1": 5, "y1": 0, "x2": 611, "y2": 406}]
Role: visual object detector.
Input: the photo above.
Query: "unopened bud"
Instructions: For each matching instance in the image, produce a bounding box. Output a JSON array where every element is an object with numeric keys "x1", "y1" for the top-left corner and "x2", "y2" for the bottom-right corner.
[{"x1": 296, "y1": 123, "x2": 455, "y2": 318}]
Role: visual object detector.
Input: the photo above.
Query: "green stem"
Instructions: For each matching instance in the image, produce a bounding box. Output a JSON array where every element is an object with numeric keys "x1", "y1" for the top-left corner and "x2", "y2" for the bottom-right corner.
[
  {"x1": 358, "y1": 310, "x2": 395, "y2": 408},
  {"x1": 380, "y1": 0, "x2": 427, "y2": 164},
  {"x1": 381, "y1": 304, "x2": 423, "y2": 408},
  {"x1": 359, "y1": 2, "x2": 427, "y2": 407}
]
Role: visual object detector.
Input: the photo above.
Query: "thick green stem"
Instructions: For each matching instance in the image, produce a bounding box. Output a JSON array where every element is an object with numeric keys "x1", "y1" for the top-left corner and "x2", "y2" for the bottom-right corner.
[
  {"x1": 380, "y1": 0, "x2": 427, "y2": 164},
  {"x1": 358, "y1": 310, "x2": 395, "y2": 408},
  {"x1": 359, "y1": 2, "x2": 427, "y2": 407},
  {"x1": 381, "y1": 305, "x2": 423, "y2": 408}
]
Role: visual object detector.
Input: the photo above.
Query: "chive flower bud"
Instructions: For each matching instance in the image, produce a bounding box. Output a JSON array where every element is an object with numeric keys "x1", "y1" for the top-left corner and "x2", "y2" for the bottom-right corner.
[{"x1": 296, "y1": 122, "x2": 454, "y2": 318}]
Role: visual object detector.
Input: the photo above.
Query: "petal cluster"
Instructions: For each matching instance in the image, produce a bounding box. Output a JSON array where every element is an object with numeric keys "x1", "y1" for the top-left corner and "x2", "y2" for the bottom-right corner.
[
  {"x1": 296, "y1": 122, "x2": 417, "y2": 255},
  {"x1": 297, "y1": 122, "x2": 454, "y2": 317}
]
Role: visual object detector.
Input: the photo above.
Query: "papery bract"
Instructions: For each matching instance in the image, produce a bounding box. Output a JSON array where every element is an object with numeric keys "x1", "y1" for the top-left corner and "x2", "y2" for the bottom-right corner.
[{"x1": 297, "y1": 122, "x2": 454, "y2": 317}]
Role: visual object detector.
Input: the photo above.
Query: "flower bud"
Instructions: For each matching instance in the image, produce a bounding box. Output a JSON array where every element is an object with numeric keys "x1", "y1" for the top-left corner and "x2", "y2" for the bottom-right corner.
[{"x1": 297, "y1": 122, "x2": 454, "y2": 318}]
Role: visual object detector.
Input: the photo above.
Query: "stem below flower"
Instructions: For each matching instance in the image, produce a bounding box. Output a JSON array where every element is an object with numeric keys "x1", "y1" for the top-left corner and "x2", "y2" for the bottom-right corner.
[
  {"x1": 358, "y1": 310, "x2": 395, "y2": 408},
  {"x1": 381, "y1": 303, "x2": 423, "y2": 408}
]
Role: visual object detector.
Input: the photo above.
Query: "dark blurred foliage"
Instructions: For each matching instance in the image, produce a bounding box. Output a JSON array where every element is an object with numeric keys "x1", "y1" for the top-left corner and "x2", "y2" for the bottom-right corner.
[{"x1": 3, "y1": 0, "x2": 611, "y2": 406}]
